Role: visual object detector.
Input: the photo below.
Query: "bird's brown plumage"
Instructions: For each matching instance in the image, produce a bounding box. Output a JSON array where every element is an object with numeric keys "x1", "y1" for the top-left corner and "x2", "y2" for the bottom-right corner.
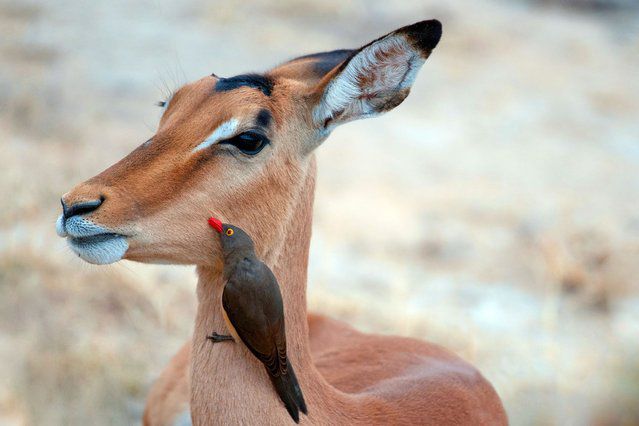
[{"x1": 218, "y1": 224, "x2": 307, "y2": 423}]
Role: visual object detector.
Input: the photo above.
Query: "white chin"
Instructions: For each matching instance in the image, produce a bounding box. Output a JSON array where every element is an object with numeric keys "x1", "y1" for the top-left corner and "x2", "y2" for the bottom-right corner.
[{"x1": 67, "y1": 234, "x2": 129, "y2": 265}]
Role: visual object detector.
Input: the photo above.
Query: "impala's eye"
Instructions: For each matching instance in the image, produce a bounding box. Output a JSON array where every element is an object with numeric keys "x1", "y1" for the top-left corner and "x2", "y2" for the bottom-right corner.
[
  {"x1": 221, "y1": 131, "x2": 269, "y2": 155},
  {"x1": 157, "y1": 92, "x2": 173, "y2": 110}
]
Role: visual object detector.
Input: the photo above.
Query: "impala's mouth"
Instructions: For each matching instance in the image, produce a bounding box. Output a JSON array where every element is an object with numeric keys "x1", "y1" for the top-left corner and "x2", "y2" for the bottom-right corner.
[
  {"x1": 67, "y1": 233, "x2": 129, "y2": 265},
  {"x1": 57, "y1": 214, "x2": 129, "y2": 265},
  {"x1": 69, "y1": 233, "x2": 123, "y2": 245}
]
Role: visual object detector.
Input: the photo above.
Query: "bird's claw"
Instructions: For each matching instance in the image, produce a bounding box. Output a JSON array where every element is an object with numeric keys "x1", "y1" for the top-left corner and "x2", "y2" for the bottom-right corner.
[{"x1": 207, "y1": 332, "x2": 234, "y2": 343}]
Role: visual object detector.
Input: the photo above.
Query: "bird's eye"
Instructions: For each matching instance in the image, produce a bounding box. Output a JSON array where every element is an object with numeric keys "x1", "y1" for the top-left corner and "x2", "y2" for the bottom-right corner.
[
  {"x1": 226, "y1": 229, "x2": 234, "y2": 236},
  {"x1": 156, "y1": 101, "x2": 166, "y2": 108},
  {"x1": 221, "y1": 131, "x2": 268, "y2": 155}
]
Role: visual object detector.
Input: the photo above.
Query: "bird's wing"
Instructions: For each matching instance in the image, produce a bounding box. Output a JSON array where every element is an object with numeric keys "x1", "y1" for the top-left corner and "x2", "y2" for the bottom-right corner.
[
  {"x1": 223, "y1": 260, "x2": 307, "y2": 422},
  {"x1": 222, "y1": 260, "x2": 288, "y2": 377}
]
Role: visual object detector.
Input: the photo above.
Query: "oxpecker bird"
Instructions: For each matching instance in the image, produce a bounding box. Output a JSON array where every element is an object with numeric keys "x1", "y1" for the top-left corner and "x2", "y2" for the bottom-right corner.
[{"x1": 207, "y1": 217, "x2": 308, "y2": 423}]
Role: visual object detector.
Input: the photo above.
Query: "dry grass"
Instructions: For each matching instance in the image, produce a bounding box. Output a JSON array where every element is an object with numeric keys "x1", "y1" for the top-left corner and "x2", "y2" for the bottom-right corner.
[{"x1": 0, "y1": 248, "x2": 197, "y2": 424}]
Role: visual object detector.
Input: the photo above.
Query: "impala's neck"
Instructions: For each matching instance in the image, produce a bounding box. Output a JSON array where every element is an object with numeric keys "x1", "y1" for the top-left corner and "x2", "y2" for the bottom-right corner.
[{"x1": 190, "y1": 157, "x2": 352, "y2": 424}]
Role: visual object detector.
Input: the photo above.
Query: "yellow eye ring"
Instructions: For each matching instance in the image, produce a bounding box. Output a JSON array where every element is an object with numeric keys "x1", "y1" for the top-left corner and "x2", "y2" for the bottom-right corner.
[{"x1": 226, "y1": 229, "x2": 234, "y2": 236}]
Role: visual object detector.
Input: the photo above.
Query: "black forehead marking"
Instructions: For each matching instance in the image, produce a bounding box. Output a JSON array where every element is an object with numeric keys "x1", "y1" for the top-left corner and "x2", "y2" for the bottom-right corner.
[
  {"x1": 215, "y1": 73, "x2": 273, "y2": 97},
  {"x1": 255, "y1": 109, "x2": 272, "y2": 128}
]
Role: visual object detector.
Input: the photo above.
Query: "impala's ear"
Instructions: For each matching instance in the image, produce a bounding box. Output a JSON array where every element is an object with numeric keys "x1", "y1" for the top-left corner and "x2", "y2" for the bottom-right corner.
[{"x1": 310, "y1": 20, "x2": 442, "y2": 138}]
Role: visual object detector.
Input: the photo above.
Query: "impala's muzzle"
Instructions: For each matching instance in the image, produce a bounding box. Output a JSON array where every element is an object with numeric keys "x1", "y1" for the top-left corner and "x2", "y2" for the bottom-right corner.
[{"x1": 57, "y1": 196, "x2": 128, "y2": 265}]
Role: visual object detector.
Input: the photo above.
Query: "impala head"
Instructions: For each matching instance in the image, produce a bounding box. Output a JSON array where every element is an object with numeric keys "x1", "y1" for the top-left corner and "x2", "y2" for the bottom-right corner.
[{"x1": 57, "y1": 20, "x2": 442, "y2": 265}]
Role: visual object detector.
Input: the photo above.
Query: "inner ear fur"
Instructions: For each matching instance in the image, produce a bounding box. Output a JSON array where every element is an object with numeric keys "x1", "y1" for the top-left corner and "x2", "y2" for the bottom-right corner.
[{"x1": 310, "y1": 19, "x2": 442, "y2": 129}]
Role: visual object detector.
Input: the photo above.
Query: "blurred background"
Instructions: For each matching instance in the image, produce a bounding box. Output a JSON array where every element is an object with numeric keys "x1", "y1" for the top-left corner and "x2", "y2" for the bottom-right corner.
[{"x1": 1, "y1": 0, "x2": 638, "y2": 424}]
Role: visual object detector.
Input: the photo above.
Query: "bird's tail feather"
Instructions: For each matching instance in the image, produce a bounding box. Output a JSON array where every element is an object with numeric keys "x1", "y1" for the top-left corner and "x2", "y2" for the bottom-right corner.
[{"x1": 269, "y1": 363, "x2": 307, "y2": 423}]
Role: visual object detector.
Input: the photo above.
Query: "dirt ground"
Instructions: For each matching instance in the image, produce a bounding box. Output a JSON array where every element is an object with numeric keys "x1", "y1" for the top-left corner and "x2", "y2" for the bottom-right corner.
[{"x1": 1, "y1": 0, "x2": 638, "y2": 424}]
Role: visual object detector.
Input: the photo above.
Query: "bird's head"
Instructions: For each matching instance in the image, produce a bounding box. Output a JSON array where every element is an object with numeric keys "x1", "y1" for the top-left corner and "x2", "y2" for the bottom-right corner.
[{"x1": 208, "y1": 217, "x2": 256, "y2": 258}]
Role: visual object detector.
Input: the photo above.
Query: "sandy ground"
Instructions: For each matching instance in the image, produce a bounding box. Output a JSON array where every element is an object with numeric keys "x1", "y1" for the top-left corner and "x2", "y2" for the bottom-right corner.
[{"x1": 1, "y1": 0, "x2": 638, "y2": 424}]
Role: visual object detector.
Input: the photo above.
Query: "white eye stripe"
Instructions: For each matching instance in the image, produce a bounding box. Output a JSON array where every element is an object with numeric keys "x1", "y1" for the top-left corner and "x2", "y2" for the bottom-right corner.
[{"x1": 193, "y1": 118, "x2": 239, "y2": 152}]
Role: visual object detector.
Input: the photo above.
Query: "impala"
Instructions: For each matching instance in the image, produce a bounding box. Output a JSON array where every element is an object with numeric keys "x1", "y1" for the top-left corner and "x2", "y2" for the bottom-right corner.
[{"x1": 57, "y1": 20, "x2": 507, "y2": 425}]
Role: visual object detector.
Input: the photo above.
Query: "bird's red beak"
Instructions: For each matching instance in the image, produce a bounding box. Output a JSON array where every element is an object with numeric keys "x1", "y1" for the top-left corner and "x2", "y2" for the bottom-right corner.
[{"x1": 208, "y1": 217, "x2": 223, "y2": 233}]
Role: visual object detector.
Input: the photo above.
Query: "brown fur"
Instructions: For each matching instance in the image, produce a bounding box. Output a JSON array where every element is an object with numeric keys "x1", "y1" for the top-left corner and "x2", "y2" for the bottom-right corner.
[{"x1": 60, "y1": 20, "x2": 507, "y2": 425}]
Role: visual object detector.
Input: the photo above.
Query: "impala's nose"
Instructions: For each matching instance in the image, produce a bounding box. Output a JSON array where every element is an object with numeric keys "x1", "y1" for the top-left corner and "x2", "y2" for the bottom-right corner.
[{"x1": 61, "y1": 197, "x2": 104, "y2": 220}]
